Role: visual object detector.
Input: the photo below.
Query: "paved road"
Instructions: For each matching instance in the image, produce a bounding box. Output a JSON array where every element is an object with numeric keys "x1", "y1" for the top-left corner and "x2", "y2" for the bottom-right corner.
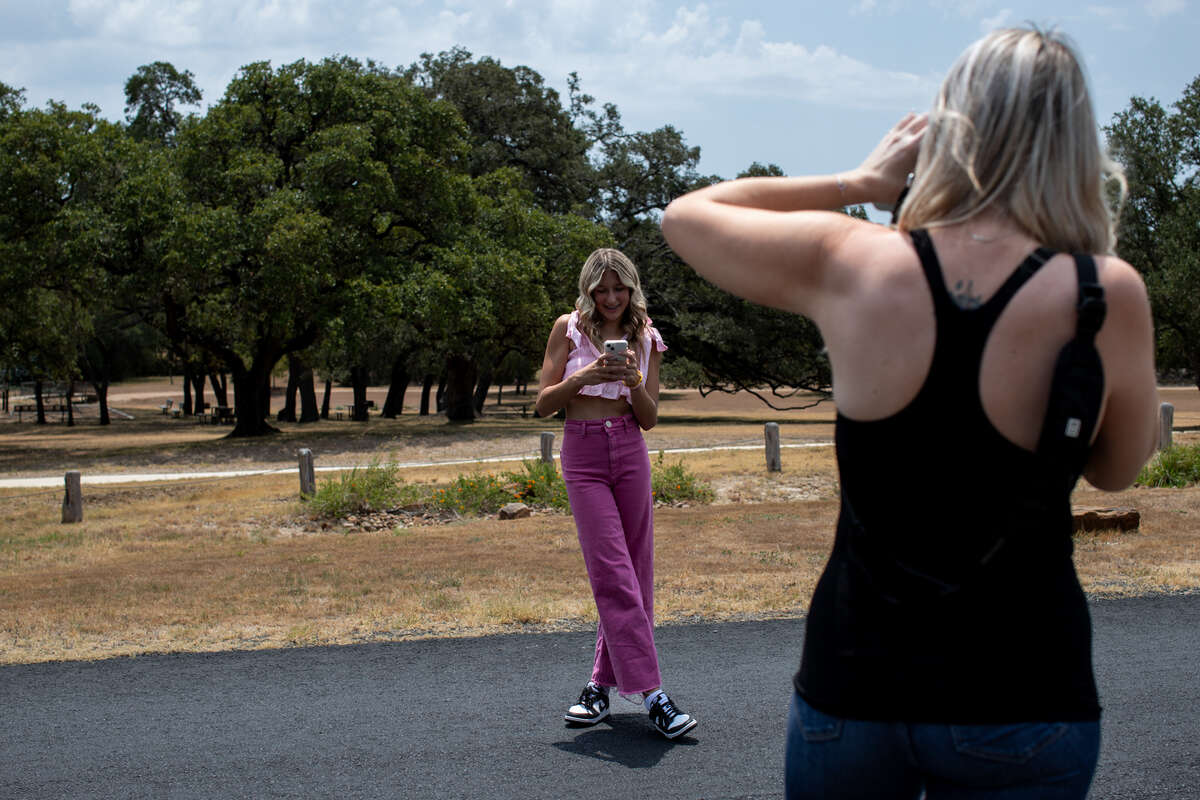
[{"x1": 2, "y1": 594, "x2": 1196, "y2": 799}]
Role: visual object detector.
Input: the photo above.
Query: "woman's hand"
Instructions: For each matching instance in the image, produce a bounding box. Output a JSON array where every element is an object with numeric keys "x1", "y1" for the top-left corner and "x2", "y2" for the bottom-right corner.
[
  {"x1": 617, "y1": 352, "x2": 643, "y2": 388},
  {"x1": 849, "y1": 112, "x2": 928, "y2": 207},
  {"x1": 575, "y1": 354, "x2": 628, "y2": 387}
]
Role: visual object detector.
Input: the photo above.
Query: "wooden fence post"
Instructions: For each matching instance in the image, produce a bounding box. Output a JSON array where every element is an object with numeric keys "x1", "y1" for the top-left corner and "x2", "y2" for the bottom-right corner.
[
  {"x1": 298, "y1": 448, "x2": 316, "y2": 498},
  {"x1": 62, "y1": 471, "x2": 83, "y2": 523},
  {"x1": 540, "y1": 432, "x2": 555, "y2": 464},
  {"x1": 764, "y1": 422, "x2": 782, "y2": 472},
  {"x1": 1159, "y1": 402, "x2": 1174, "y2": 451}
]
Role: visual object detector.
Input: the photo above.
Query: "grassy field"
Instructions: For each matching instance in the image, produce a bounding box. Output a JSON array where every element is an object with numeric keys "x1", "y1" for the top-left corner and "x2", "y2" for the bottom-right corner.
[{"x1": 2, "y1": 380, "x2": 1197, "y2": 665}]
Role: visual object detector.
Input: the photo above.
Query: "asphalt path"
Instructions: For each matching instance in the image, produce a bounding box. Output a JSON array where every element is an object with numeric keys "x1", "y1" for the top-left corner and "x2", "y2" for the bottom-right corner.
[{"x1": 2, "y1": 594, "x2": 1197, "y2": 799}]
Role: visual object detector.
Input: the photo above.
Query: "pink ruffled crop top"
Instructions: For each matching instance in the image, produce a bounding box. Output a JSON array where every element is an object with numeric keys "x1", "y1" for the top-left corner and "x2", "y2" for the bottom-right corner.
[{"x1": 562, "y1": 310, "x2": 668, "y2": 403}]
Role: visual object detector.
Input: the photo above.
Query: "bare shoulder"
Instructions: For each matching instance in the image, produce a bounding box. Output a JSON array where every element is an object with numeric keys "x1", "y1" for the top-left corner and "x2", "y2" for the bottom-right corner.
[
  {"x1": 1096, "y1": 255, "x2": 1150, "y2": 306},
  {"x1": 548, "y1": 313, "x2": 575, "y2": 339},
  {"x1": 545, "y1": 313, "x2": 574, "y2": 352},
  {"x1": 822, "y1": 223, "x2": 923, "y2": 298}
]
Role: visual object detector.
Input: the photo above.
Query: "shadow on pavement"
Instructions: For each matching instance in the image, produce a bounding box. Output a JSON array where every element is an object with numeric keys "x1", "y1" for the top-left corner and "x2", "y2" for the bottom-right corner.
[{"x1": 552, "y1": 713, "x2": 699, "y2": 767}]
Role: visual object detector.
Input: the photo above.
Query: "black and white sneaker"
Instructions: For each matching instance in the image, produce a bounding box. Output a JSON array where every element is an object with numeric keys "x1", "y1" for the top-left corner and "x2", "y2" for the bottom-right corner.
[
  {"x1": 564, "y1": 681, "x2": 610, "y2": 725},
  {"x1": 647, "y1": 692, "x2": 698, "y2": 739}
]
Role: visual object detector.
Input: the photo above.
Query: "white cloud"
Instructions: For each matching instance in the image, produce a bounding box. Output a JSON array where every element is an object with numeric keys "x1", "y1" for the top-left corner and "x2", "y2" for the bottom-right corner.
[
  {"x1": 17, "y1": 1, "x2": 938, "y2": 123},
  {"x1": 558, "y1": 3, "x2": 935, "y2": 114},
  {"x1": 979, "y1": 8, "x2": 1012, "y2": 30},
  {"x1": 1086, "y1": 4, "x2": 1132, "y2": 30},
  {"x1": 1145, "y1": 0, "x2": 1186, "y2": 18},
  {"x1": 848, "y1": 0, "x2": 911, "y2": 14},
  {"x1": 928, "y1": 0, "x2": 999, "y2": 18}
]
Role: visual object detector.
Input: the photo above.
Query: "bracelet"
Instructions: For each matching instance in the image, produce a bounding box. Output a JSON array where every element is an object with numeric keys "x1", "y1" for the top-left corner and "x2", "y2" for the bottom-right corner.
[{"x1": 625, "y1": 369, "x2": 643, "y2": 389}]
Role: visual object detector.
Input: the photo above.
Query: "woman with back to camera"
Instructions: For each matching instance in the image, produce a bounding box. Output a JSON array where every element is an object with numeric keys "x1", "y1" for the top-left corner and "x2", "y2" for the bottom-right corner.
[
  {"x1": 535, "y1": 247, "x2": 697, "y2": 740},
  {"x1": 662, "y1": 26, "x2": 1158, "y2": 799}
]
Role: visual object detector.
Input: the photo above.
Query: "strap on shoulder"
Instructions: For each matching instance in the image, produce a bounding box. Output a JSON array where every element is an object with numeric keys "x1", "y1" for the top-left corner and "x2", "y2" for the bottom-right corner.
[{"x1": 1072, "y1": 253, "x2": 1106, "y2": 341}]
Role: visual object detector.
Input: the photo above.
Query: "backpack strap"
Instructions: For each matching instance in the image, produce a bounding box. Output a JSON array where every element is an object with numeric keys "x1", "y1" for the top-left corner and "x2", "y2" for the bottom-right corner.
[
  {"x1": 1073, "y1": 253, "x2": 1106, "y2": 341},
  {"x1": 1035, "y1": 254, "x2": 1107, "y2": 483}
]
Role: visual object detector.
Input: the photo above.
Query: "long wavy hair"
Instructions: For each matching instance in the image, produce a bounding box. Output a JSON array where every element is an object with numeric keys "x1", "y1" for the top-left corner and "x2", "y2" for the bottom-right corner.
[
  {"x1": 575, "y1": 248, "x2": 649, "y2": 354},
  {"x1": 897, "y1": 26, "x2": 1126, "y2": 254}
]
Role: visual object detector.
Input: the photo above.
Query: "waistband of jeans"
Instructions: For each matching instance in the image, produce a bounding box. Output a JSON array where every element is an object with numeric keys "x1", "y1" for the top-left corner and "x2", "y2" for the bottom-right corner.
[{"x1": 563, "y1": 413, "x2": 639, "y2": 433}]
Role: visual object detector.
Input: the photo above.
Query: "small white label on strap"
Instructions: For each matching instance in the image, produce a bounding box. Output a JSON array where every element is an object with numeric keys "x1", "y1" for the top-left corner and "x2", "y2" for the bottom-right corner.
[{"x1": 1065, "y1": 418, "x2": 1082, "y2": 439}]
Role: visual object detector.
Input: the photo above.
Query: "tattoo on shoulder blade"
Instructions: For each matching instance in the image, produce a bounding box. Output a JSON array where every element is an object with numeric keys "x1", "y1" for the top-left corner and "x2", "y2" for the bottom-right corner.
[{"x1": 952, "y1": 279, "x2": 982, "y2": 310}]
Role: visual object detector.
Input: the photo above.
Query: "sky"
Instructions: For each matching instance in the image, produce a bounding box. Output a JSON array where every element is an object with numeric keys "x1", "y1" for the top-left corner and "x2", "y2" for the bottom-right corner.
[{"x1": 2, "y1": 0, "x2": 1196, "y2": 201}]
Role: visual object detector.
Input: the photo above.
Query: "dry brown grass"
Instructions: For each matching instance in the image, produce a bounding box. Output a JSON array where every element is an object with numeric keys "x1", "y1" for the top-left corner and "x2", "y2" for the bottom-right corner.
[{"x1": 1, "y1": 381, "x2": 1197, "y2": 665}]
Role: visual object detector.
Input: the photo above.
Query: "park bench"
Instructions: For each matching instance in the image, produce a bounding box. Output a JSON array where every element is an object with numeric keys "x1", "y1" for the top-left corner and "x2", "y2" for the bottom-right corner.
[
  {"x1": 333, "y1": 401, "x2": 375, "y2": 420},
  {"x1": 14, "y1": 403, "x2": 67, "y2": 422}
]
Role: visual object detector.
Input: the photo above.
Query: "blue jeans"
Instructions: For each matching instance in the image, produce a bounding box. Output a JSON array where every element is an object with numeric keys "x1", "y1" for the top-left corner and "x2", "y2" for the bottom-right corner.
[{"x1": 785, "y1": 692, "x2": 1100, "y2": 800}]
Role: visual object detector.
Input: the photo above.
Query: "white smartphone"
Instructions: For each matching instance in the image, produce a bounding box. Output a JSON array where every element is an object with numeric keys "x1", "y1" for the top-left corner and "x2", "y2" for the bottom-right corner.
[{"x1": 603, "y1": 340, "x2": 628, "y2": 360}]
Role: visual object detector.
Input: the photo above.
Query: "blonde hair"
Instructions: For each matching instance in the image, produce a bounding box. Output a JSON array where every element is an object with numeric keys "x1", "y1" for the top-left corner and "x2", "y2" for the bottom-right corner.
[
  {"x1": 575, "y1": 248, "x2": 649, "y2": 352},
  {"x1": 897, "y1": 26, "x2": 1126, "y2": 254}
]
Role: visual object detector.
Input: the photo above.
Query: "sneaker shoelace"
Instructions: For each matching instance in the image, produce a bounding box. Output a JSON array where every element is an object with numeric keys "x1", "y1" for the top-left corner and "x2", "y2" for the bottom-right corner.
[
  {"x1": 581, "y1": 684, "x2": 606, "y2": 707},
  {"x1": 652, "y1": 695, "x2": 680, "y2": 724}
]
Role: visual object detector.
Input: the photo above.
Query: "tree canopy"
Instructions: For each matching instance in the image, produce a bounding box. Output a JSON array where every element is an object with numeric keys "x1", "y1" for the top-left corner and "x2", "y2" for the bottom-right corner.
[
  {"x1": 20, "y1": 50, "x2": 1133, "y2": 433},
  {"x1": 1107, "y1": 75, "x2": 1200, "y2": 390}
]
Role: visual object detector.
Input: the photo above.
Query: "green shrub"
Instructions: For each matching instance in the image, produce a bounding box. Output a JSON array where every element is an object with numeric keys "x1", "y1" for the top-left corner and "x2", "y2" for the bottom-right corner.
[
  {"x1": 651, "y1": 451, "x2": 715, "y2": 504},
  {"x1": 308, "y1": 462, "x2": 408, "y2": 518},
  {"x1": 1137, "y1": 443, "x2": 1200, "y2": 488},
  {"x1": 504, "y1": 460, "x2": 571, "y2": 511},
  {"x1": 430, "y1": 473, "x2": 519, "y2": 515},
  {"x1": 306, "y1": 452, "x2": 716, "y2": 521}
]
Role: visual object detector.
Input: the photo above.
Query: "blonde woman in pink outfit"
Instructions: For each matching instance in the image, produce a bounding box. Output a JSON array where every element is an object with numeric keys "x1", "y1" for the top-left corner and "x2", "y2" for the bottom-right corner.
[{"x1": 536, "y1": 248, "x2": 697, "y2": 740}]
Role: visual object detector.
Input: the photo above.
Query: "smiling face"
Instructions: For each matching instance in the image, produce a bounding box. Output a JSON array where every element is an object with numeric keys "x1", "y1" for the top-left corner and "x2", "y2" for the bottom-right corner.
[{"x1": 591, "y1": 269, "x2": 631, "y2": 324}]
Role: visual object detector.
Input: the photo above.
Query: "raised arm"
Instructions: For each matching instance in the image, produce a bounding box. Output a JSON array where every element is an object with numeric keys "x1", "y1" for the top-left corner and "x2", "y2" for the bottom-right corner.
[{"x1": 660, "y1": 113, "x2": 927, "y2": 317}]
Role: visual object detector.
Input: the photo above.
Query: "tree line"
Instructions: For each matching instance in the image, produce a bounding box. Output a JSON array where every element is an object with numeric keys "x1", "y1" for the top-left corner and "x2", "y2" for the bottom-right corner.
[{"x1": 1, "y1": 54, "x2": 1195, "y2": 437}]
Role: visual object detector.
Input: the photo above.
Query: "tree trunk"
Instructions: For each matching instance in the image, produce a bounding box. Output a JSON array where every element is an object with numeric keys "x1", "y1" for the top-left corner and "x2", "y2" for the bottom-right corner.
[
  {"x1": 191, "y1": 372, "x2": 207, "y2": 414},
  {"x1": 277, "y1": 356, "x2": 299, "y2": 422},
  {"x1": 92, "y1": 380, "x2": 111, "y2": 426},
  {"x1": 298, "y1": 365, "x2": 319, "y2": 423},
  {"x1": 419, "y1": 374, "x2": 434, "y2": 416},
  {"x1": 436, "y1": 373, "x2": 447, "y2": 412},
  {"x1": 34, "y1": 380, "x2": 46, "y2": 425},
  {"x1": 381, "y1": 355, "x2": 409, "y2": 418},
  {"x1": 473, "y1": 364, "x2": 493, "y2": 414},
  {"x1": 321, "y1": 377, "x2": 332, "y2": 419},
  {"x1": 182, "y1": 365, "x2": 194, "y2": 415},
  {"x1": 66, "y1": 379, "x2": 75, "y2": 427},
  {"x1": 443, "y1": 355, "x2": 477, "y2": 422},
  {"x1": 209, "y1": 372, "x2": 229, "y2": 407},
  {"x1": 350, "y1": 365, "x2": 369, "y2": 422},
  {"x1": 258, "y1": 370, "x2": 271, "y2": 421},
  {"x1": 226, "y1": 362, "x2": 280, "y2": 438}
]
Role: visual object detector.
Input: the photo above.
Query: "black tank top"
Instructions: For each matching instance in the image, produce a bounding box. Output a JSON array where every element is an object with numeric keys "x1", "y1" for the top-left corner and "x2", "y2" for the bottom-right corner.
[{"x1": 794, "y1": 230, "x2": 1101, "y2": 723}]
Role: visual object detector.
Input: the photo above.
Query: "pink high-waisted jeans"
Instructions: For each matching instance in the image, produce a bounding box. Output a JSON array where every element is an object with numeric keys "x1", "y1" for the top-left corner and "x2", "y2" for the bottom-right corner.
[{"x1": 560, "y1": 413, "x2": 661, "y2": 696}]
